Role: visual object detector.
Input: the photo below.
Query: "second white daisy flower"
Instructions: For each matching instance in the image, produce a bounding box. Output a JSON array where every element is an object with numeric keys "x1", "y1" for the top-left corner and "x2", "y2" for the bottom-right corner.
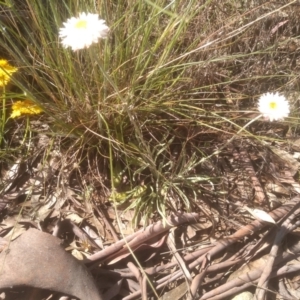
[
  {"x1": 258, "y1": 92, "x2": 290, "y2": 121},
  {"x1": 59, "y1": 12, "x2": 109, "y2": 51}
]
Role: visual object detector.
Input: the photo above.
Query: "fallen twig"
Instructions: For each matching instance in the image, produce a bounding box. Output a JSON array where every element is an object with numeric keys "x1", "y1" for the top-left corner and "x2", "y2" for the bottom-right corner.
[
  {"x1": 199, "y1": 248, "x2": 300, "y2": 300},
  {"x1": 254, "y1": 203, "x2": 300, "y2": 299},
  {"x1": 121, "y1": 197, "x2": 300, "y2": 299},
  {"x1": 85, "y1": 212, "x2": 199, "y2": 265}
]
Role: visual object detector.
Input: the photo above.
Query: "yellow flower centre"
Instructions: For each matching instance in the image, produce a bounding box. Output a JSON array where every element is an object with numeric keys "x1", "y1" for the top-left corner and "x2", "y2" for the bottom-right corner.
[
  {"x1": 75, "y1": 20, "x2": 87, "y2": 29},
  {"x1": 269, "y1": 102, "x2": 277, "y2": 110}
]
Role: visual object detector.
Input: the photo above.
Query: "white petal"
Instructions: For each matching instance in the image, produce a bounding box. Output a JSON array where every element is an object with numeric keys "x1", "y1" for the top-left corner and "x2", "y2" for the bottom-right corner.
[{"x1": 257, "y1": 92, "x2": 290, "y2": 121}]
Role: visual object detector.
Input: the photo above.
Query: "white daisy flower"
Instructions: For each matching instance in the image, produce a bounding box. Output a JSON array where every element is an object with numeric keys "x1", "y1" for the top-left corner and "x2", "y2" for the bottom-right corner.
[
  {"x1": 59, "y1": 12, "x2": 109, "y2": 51},
  {"x1": 258, "y1": 92, "x2": 290, "y2": 121}
]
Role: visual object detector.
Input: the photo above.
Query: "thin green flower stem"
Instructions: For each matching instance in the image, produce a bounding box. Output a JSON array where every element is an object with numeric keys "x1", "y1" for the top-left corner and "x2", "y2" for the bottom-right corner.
[
  {"x1": 23, "y1": 117, "x2": 31, "y2": 151},
  {"x1": 96, "y1": 111, "x2": 159, "y2": 299},
  {"x1": 200, "y1": 114, "x2": 263, "y2": 164},
  {"x1": 0, "y1": 86, "x2": 6, "y2": 145},
  {"x1": 89, "y1": 47, "x2": 123, "y2": 104}
]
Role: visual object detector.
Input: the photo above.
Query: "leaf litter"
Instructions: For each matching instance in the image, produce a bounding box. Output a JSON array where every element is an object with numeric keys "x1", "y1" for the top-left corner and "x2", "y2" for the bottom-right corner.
[{"x1": 1, "y1": 120, "x2": 300, "y2": 300}]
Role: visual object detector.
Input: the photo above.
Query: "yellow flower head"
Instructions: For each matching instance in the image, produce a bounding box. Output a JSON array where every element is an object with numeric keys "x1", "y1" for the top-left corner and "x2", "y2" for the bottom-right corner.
[
  {"x1": 11, "y1": 100, "x2": 43, "y2": 118},
  {"x1": 0, "y1": 59, "x2": 18, "y2": 87}
]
